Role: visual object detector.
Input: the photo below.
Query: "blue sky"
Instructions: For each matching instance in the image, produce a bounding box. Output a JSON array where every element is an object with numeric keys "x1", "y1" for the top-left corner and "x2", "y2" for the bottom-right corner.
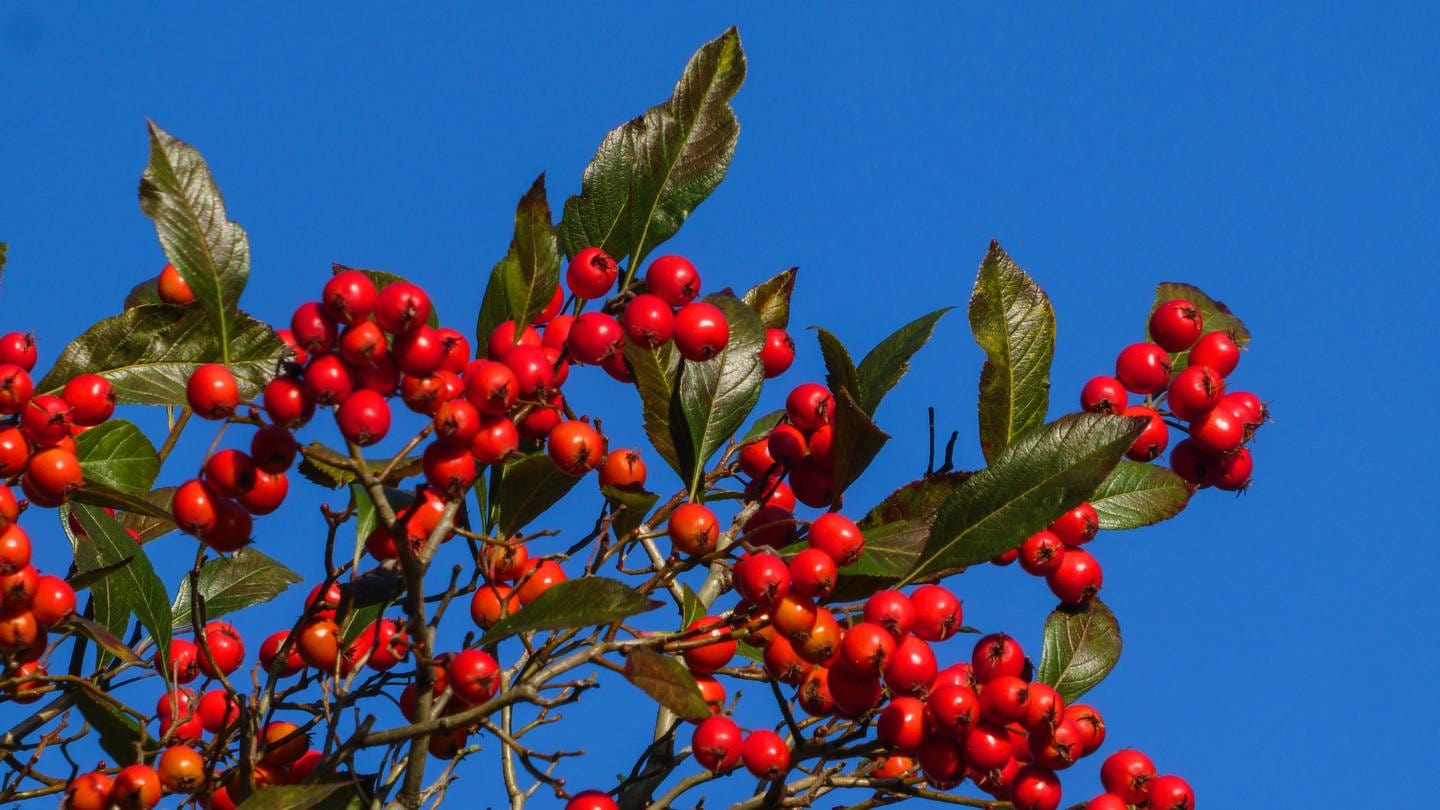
[{"x1": 3, "y1": 3, "x2": 1437, "y2": 807}]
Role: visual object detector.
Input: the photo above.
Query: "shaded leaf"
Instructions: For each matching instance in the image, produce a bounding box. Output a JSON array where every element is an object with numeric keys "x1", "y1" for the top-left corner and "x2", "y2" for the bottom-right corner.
[
  {"x1": 604, "y1": 484, "x2": 660, "y2": 542},
  {"x1": 741, "y1": 267, "x2": 797, "y2": 330},
  {"x1": 234, "y1": 784, "x2": 351, "y2": 810},
  {"x1": 858, "y1": 307, "x2": 953, "y2": 417},
  {"x1": 861, "y1": 472, "x2": 974, "y2": 527},
  {"x1": 495, "y1": 453, "x2": 583, "y2": 537},
  {"x1": 480, "y1": 577, "x2": 661, "y2": 645},
  {"x1": 903, "y1": 414, "x2": 1145, "y2": 582},
  {"x1": 1089, "y1": 461, "x2": 1193, "y2": 530},
  {"x1": 503, "y1": 175, "x2": 562, "y2": 331},
  {"x1": 623, "y1": 647, "x2": 713, "y2": 722},
  {"x1": 139, "y1": 122, "x2": 250, "y2": 363},
  {"x1": 1038, "y1": 599, "x2": 1122, "y2": 703},
  {"x1": 36, "y1": 305, "x2": 284, "y2": 405},
  {"x1": 475, "y1": 261, "x2": 514, "y2": 354},
  {"x1": 73, "y1": 481, "x2": 174, "y2": 521},
  {"x1": 340, "y1": 569, "x2": 405, "y2": 644},
  {"x1": 839, "y1": 519, "x2": 928, "y2": 579},
  {"x1": 829, "y1": 473, "x2": 975, "y2": 601},
  {"x1": 71, "y1": 504, "x2": 172, "y2": 668},
  {"x1": 62, "y1": 615, "x2": 145, "y2": 666},
  {"x1": 673, "y1": 293, "x2": 764, "y2": 495},
  {"x1": 971, "y1": 242, "x2": 1054, "y2": 462},
  {"x1": 75, "y1": 420, "x2": 160, "y2": 497},
  {"x1": 826, "y1": 386, "x2": 891, "y2": 507},
  {"x1": 560, "y1": 27, "x2": 746, "y2": 269},
  {"x1": 124, "y1": 277, "x2": 163, "y2": 309},
  {"x1": 171, "y1": 548, "x2": 302, "y2": 630},
  {"x1": 75, "y1": 691, "x2": 145, "y2": 765},
  {"x1": 296, "y1": 442, "x2": 422, "y2": 489},
  {"x1": 680, "y1": 584, "x2": 704, "y2": 628},
  {"x1": 624, "y1": 340, "x2": 681, "y2": 475},
  {"x1": 120, "y1": 487, "x2": 178, "y2": 542}
]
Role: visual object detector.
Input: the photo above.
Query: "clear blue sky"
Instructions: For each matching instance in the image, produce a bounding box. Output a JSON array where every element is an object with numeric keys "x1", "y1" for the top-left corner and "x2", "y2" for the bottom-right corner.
[{"x1": 3, "y1": 3, "x2": 1436, "y2": 807}]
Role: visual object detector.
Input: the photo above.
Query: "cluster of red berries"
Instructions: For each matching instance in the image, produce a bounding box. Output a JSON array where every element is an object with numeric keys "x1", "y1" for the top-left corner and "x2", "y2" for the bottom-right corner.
[
  {"x1": 1, "y1": 494, "x2": 79, "y2": 704},
  {"x1": 991, "y1": 501, "x2": 1105, "y2": 605},
  {"x1": 0, "y1": 331, "x2": 118, "y2": 506},
  {"x1": 1085, "y1": 299, "x2": 1266, "y2": 490}
]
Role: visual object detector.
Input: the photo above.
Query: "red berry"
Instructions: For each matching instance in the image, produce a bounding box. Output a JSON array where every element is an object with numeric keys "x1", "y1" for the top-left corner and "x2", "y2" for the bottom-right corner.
[
  {"x1": 534, "y1": 286, "x2": 565, "y2": 325},
  {"x1": 876, "y1": 695, "x2": 927, "y2": 753},
  {"x1": 335, "y1": 389, "x2": 391, "y2": 446},
  {"x1": 767, "y1": 423, "x2": 807, "y2": 467},
  {"x1": 911, "y1": 585, "x2": 962, "y2": 642},
  {"x1": 61, "y1": 374, "x2": 116, "y2": 426},
  {"x1": 1099, "y1": 749, "x2": 1156, "y2": 804},
  {"x1": 1023, "y1": 681, "x2": 1065, "y2": 734},
  {"x1": 1149, "y1": 299, "x2": 1204, "y2": 352},
  {"x1": 622, "y1": 293, "x2": 675, "y2": 349},
  {"x1": 1166, "y1": 364, "x2": 1225, "y2": 421},
  {"x1": 0, "y1": 333, "x2": 36, "y2": 372},
  {"x1": 260, "y1": 630, "x2": 303, "y2": 677},
  {"x1": 515, "y1": 559, "x2": 567, "y2": 605},
  {"x1": 733, "y1": 551, "x2": 790, "y2": 607},
  {"x1": 597, "y1": 448, "x2": 647, "y2": 489},
  {"x1": 21, "y1": 394, "x2": 73, "y2": 444},
  {"x1": 448, "y1": 648, "x2": 502, "y2": 705},
  {"x1": 785, "y1": 383, "x2": 833, "y2": 431},
  {"x1": 926, "y1": 683, "x2": 980, "y2": 737},
  {"x1": 374, "y1": 281, "x2": 432, "y2": 334},
  {"x1": 566, "y1": 791, "x2": 618, "y2": 810},
  {"x1": 1011, "y1": 765, "x2": 1063, "y2": 810},
  {"x1": 470, "y1": 416, "x2": 520, "y2": 466},
  {"x1": 1188, "y1": 330, "x2": 1240, "y2": 377},
  {"x1": 264, "y1": 375, "x2": 314, "y2": 429},
  {"x1": 202, "y1": 501, "x2": 251, "y2": 555},
  {"x1": 884, "y1": 635, "x2": 937, "y2": 696},
  {"x1": 1019, "y1": 529, "x2": 1066, "y2": 575},
  {"x1": 828, "y1": 666, "x2": 884, "y2": 716},
  {"x1": 464, "y1": 359, "x2": 520, "y2": 416},
  {"x1": 566, "y1": 312, "x2": 625, "y2": 365},
  {"x1": 789, "y1": 547, "x2": 837, "y2": 598},
  {"x1": 1123, "y1": 404, "x2": 1169, "y2": 461},
  {"x1": 31, "y1": 574, "x2": 75, "y2": 626},
  {"x1": 1115, "y1": 342, "x2": 1172, "y2": 395},
  {"x1": 972, "y1": 633, "x2": 1025, "y2": 683},
  {"x1": 0, "y1": 364, "x2": 33, "y2": 416},
  {"x1": 863, "y1": 590, "x2": 915, "y2": 640},
  {"x1": 24, "y1": 447, "x2": 83, "y2": 503},
  {"x1": 197, "y1": 689, "x2": 240, "y2": 733},
  {"x1": 645, "y1": 255, "x2": 701, "y2": 307},
  {"x1": 979, "y1": 673, "x2": 1031, "y2": 724},
  {"x1": 963, "y1": 720, "x2": 1013, "y2": 771},
  {"x1": 1030, "y1": 717, "x2": 1085, "y2": 769},
  {"x1": 672, "y1": 302, "x2": 729, "y2": 362},
  {"x1": 338, "y1": 320, "x2": 384, "y2": 369},
  {"x1": 172, "y1": 479, "x2": 219, "y2": 537},
  {"x1": 1190, "y1": 404, "x2": 1246, "y2": 454},
  {"x1": 392, "y1": 324, "x2": 446, "y2": 376},
  {"x1": 111, "y1": 763, "x2": 163, "y2": 809},
  {"x1": 502, "y1": 344, "x2": 555, "y2": 397},
  {"x1": 423, "y1": 441, "x2": 478, "y2": 496},
  {"x1": 203, "y1": 448, "x2": 257, "y2": 498},
  {"x1": 547, "y1": 420, "x2": 605, "y2": 476},
  {"x1": 1065, "y1": 703, "x2": 1106, "y2": 754},
  {"x1": 322, "y1": 269, "x2": 377, "y2": 325},
  {"x1": 250, "y1": 424, "x2": 297, "y2": 473},
  {"x1": 839, "y1": 621, "x2": 896, "y2": 676},
  {"x1": 1049, "y1": 502, "x2": 1100, "y2": 547},
  {"x1": 760, "y1": 328, "x2": 796, "y2": 378},
  {"x1": 807, "y1": 513, "x2": 863, "y2": 566},
  {"x1": 740, "y1": 729, "x2": 791, "y2": 779},
  {"x1": 196, "y1": 621, "x2": 245, "y2": 677},
  {"x1": 1146, "y1": 774, "x2": 1196, "y2": 810},
  {"x1": 1079, "y1": 375, "x2": 1128, "y2": 415},
  {"x1": 682, "y1": 616, "x2": 736, "y2": 674},
  {"x1": 0, "y1": 429, "x2": 27, "y2": 478},
  {"x1": 156, "y1": 639, "x2": 201, "y2": 684},
  {"x1": 917, "y1": 733, "x2": 966, "y2": 788},
  {"x1": 690, "y1": 715, "x2": 741, "y2": 773},
  {"x1": 290, "y1": 301, "x2": 338, "y2": 353},
  {"x1": 566, "y1": 247, "x2": 619, "y2": 299},
  {"x1": 1047, "y1": 548, "x2": 1103, "y2": 604}
]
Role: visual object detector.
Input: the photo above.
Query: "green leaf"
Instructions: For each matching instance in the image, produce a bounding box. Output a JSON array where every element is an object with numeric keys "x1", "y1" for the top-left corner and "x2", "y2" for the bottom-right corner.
[
  {"x1": 36, "y1": 305, "x2": 284, "y2": 406},
  {"x1": 814, "y1": 327, "x2": 860, "y2": 401},
  {"x1": 857, "y1": 307, "x2": 953, "y2": 417},
  {"x1": 680, "y1": 584, "x2": 704, "y2": 628},
  {"x1": 139, "y1": 122, "x2": 250, "y2": 364},
  {"x1": 75, "y1": 691, "x2": 145, "y2": 766},
  {"x1": 740, "y1": 410, "x2": 784, "y2": 444},
  {"x1": 351, "y1": 482, "x2": 376, "y2": 573},
  {"x1": 475, "y1": 261, "x2": 513, "y2": 353},
  {"x1": 1148, "y1": 282, "x2": 1252, "y2": 372},
  {"x1": 340, "y1": 567, "x2": 406, "y2": 643},
  {"x1": 603, "y1": 484, "x2": 660, "y2": 542},
  {"x1": 903, "y1": 414, "x2": 1145, "y2": 582},
  {"x1": 861, "y1": 472, "x2": 975, "y2": 527},
  {"x1": 495, "y1": 453, "x2": 583, "y2": 537},
  {"x1": 623, "y1": 647, "x2": 713, "y2": 722},
  {"x1": 503, "y1": 175, "x2": 562, "y2": 331},
  {"x1": 171, "y1": 548, "x2": 302, "y2": 630},
  {"x1": 480, "y1": 577, "x2": 661, "y2": 645},
  {"x1": 826, "y1": 386, "x2": 891, "y2": 507},
  {"x1": 72, "y1": 481, "x2": 174, "y2": 522},
  {"x1": 120, "y1": 487, "x2": 178, "y2": 541},
  {"x1": 338, "y1": 264, "x2": 440, "y2": 328},
  {"x1": 124, "y1": 277, "x2": 163, "y2": 310},
  {"x1": 70, "y1": 504, "x2": 172, "y2": 668},
  {"x1": 672, "y1": 293, "x2": 765, "y2": 495},
  {"x1": 839, "y1": 519, "x2": 929, "y2": 579},
  {"x1": 234, "y1": 784, "x2": 352, "y2": 810},
  {"x1": 75, "y1": 420, "x2": 160, "y2": 497},
  {"x1": 1089, "y1": 461, "x2": 1193, "y2": 530},
  {"x1": 1037, "y1": 598, "x2": 1122, "y2": 703},
  {"x1": 971, "y1": 241, "x2": 1054, "y2": 462},
  {"x1": 624, "y1": 340, "x2": 682, "y2": 476},
  {"x1": 559, "y1": 27, "x2": 746, "y2": 269},
  {"x1": 741, "y1": 267, "x2": 798, "y2": 330}
]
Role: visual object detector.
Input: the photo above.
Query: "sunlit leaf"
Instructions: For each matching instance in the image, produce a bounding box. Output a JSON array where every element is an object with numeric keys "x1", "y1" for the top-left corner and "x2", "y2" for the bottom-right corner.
[{"x1": 1038, "y1": 598, "x2": 1122, "y2": 703}]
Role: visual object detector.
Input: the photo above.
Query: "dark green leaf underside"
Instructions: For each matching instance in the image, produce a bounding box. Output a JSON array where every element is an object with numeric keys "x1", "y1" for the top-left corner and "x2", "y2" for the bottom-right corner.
[{"x1": 480, "y1": 577, "x2": 661, "y2": 645}]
